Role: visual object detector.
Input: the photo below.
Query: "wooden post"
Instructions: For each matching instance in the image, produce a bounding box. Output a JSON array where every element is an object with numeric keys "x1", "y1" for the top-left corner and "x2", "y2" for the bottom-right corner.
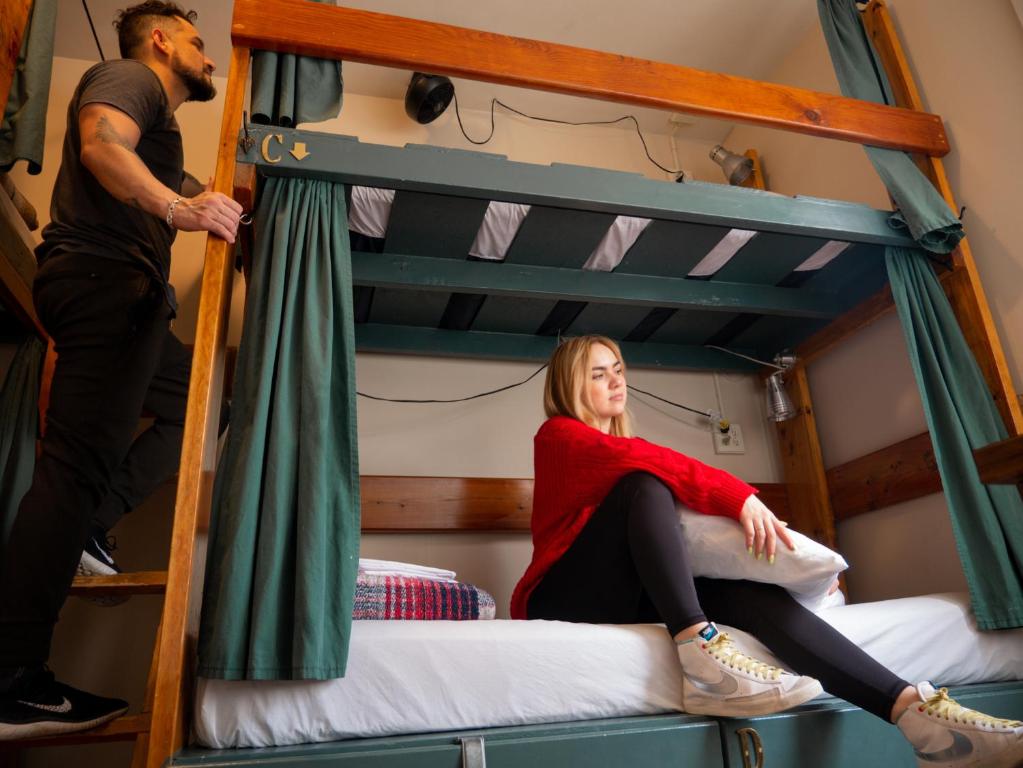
[
  {"x1": 0, "y1": 0, "x2": 32, "y2": 117},
  {"x1": 145, "y1": 45, "x2": 250, "y2": 768},
  {"x1": 741, "y1": 152, "x2": 837, "y2": 548},
  {"x1": 858, "y1": 1, "x2": 1021, "y2": 435},
  {"x1": 774, "y1": 365, "x2": 837, "y2": 548}
]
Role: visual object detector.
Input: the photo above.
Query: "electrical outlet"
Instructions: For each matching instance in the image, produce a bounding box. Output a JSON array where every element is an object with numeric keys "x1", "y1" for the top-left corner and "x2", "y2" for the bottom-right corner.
[{"x1": 713, "y1": 424, "x2": 745, "y2": 454}]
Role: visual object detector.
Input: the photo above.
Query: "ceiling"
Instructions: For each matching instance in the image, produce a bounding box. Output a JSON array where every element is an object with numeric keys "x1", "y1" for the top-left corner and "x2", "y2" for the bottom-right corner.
[{"x1": 55, "y1": 0, "x2": 820, "y2": 139}]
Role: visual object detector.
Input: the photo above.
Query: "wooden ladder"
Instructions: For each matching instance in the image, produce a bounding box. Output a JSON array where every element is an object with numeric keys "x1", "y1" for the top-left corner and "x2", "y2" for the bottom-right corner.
[{"x1": 0, "y1": 574, "x2": 167, "y2": 767}]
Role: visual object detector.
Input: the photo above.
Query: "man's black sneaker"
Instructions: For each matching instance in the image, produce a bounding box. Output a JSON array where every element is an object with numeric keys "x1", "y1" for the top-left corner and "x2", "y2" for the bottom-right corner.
[
  {"x1": 0, "y1": 668, "x2": 128, "y2": 740},
  {"x1": 77, "y1": 528, "x2": 130, "y2": 607},
  {"x1": 78, "y1": 528, "x2": 121, "y2": 577}
]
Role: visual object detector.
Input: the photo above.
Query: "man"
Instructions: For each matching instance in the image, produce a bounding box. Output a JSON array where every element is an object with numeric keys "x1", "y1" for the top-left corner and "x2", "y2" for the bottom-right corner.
[{"x1": 0, "y1": 1, "x2": 240, "y2": 738}]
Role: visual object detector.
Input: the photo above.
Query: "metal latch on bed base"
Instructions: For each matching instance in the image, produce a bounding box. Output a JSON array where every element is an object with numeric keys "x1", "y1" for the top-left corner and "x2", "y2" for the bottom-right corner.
[{"x1": 459, "y1": 735, "x2": 487, "y2": 768}]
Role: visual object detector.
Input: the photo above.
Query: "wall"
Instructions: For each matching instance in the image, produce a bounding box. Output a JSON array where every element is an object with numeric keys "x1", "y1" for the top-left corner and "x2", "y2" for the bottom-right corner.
[
  {"x1": 7, "y1": 50, "x2": 782, "y2": 766},
  {"x1": 724, "y1": 0, "x2": 1023, "y2": 602}
]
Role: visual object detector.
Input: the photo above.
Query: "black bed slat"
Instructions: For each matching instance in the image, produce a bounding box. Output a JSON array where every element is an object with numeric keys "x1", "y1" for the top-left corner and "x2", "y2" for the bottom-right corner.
[
  {"x1": 503, "y1": 206, "x2": 617, "y2": 268},
  {"x1": 384, "y1": 191, "x2": 490, "y2": 259},
  {"x1": 615, "y1": 220, "x2": 735, "y2": 277}
]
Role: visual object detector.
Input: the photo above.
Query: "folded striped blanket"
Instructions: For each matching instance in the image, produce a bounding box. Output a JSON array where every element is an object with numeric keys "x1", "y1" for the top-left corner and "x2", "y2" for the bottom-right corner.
[{"x1": 353, "y1": 574, "x2": 496, "y2": 620}]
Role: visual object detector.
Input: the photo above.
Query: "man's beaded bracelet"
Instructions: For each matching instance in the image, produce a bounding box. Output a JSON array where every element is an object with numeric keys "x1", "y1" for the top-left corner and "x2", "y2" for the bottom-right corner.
[{"x1": 166, "y1": 197, "x2": 183, "y2": 228}]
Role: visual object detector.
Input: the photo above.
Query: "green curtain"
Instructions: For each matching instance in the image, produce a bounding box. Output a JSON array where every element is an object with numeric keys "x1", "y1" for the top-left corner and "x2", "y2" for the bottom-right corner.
[
  {"x1": 887, "y1": 248, "x2": 1023, "y2": 629},
  {"x1": 819, "y1": 1, "x2": 1023, "y2": 628},
  {"x1": 197, "y1": 176, "x2": 360, "y2": 680},
  {"x1": 0, "y1": 0, "x2": 57, "y2": 175},
  {"x1": 1, "y1": 336, "x2": 44, "y2": 550},
  {"x1": 249, "y1": 0, "x2": 343, "y2": 127},
  {"x1": 817, "y1": 0, "x2": 962, "y2": 254}
]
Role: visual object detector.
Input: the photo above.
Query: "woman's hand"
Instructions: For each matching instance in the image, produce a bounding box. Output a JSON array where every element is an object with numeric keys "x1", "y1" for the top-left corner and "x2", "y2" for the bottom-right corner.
[{"x1": 739, "y1": 495, "x2": 796, "y2": 563}]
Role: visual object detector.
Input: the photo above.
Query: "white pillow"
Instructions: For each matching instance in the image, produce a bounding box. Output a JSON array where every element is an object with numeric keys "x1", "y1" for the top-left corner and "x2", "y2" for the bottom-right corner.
[{"x1": 678, "y1": 504, "x2": 848, "y2": 612}]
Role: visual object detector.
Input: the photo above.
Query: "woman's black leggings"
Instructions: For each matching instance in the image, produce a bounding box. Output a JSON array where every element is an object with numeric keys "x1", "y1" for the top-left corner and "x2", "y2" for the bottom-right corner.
[{"x1": 526, "y1": 472, "x2": 910, "y2": 721}]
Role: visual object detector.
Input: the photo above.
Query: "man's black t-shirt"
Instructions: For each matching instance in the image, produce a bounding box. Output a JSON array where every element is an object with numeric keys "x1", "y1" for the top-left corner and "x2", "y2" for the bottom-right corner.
[{"x1": 37, "y1": 59, "x2": 184, "y2": 287}]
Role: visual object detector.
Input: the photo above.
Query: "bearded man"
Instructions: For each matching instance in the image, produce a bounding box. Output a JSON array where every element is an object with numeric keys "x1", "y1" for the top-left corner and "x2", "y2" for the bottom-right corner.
[{"x1": 0, "y1": 1, "x2": 240, "y2": 738}]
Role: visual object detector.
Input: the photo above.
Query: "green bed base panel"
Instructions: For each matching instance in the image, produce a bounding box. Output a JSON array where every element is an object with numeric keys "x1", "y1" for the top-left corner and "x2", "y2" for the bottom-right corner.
[
  {"x1": 170, "y1": 713, "x2": 724, "y2": 767},
  {"x1": 718, "y1": 682, "x2": 1023, "y2": 768},
  {"x1": 170, "y1": 682, "x2": 1023, "y2": 767}
]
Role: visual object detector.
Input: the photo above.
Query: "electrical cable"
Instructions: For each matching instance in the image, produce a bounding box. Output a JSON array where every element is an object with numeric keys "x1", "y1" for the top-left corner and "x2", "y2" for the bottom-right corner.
[
  {"x1": 452, "y1": 93, "x2": 683, "y2": 176},
  {"x1": 704, "y1": 344, "x2": 786, "y2": 371},
  {"x1": 360, "y1": 362, "x2": 720, "y2": 427},
  {"x1": 82, "y1": 0, "x2": 106, "y2": 61},
  {"x1": 625, "y1": 383, "x2": 714, "y2": 418},
  {"x1": 357, "y1": 363, "x2": 548, "y2": 404}
]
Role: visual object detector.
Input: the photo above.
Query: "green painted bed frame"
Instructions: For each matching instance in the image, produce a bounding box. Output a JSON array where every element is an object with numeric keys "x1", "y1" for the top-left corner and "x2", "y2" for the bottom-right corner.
[
  {"x1": 240, "y1": 127, "x2": 917, "y2": 371},
  {"x1": 172, "y1": 683, "x2": 1023, "y2": 767}
]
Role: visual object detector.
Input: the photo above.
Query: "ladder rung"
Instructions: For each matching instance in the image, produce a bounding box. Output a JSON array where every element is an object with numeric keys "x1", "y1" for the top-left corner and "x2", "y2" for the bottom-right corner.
[
  {"x1": 0, "y1": 713, "x2": 151, "y2": 748},
  {"x1": 69, "y1": 570, "x2": 168, "y2": 596}
]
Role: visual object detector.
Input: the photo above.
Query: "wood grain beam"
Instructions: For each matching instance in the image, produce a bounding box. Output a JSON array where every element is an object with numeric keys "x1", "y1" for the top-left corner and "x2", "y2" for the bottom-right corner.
[
  {"x1": 360, "y1": 476, "x2": 791, "y2": 532},
  {"x1": 827, "y1": 431, "x2": 942, "y2": 521},
  {"x1": 772, "y1": 367, "x2": 836, "y2": 548},
  {"x1": 0, "y1": 0, "x2": 32, "y2": 117},
  {"x1": 862, "y1": 0, "x2": 1022, "y2": 435},
  {"x1": 231, "y1": 0, "x2": 949, "y2": 156},
  {"x1": 146, "y1": 45, "x2": 250, "y2": 768},
  {"x1": 973, "y1": 435, "x2": 1023, "y2": 487}
]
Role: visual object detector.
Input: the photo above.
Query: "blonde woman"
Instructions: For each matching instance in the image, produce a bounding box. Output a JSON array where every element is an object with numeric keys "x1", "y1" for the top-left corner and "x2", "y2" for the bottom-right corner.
[{"x1": 511, "y1": 335, "x2": 1022, "y2": 768}]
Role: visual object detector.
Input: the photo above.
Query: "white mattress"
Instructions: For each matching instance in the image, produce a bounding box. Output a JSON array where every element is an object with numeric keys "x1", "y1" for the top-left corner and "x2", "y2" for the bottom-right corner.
[{"x1": 194, "y1": 592, "x2": 1023, "y2": 748}]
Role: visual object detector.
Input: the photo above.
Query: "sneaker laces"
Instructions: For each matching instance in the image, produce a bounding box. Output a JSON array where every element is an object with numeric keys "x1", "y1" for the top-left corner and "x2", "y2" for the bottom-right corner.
[
  {"x1": 920, "y1": 687, "x2": 1023, "y2": 730},
  {"x1": 703, "y1": 632, "x2": 783, "y2": 681}
]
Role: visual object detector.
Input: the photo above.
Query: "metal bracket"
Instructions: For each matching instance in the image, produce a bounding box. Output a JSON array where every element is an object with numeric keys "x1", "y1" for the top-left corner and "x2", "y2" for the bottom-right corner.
[
  {"x1": 459, "y1": 735, "x2": 486, "y2": 768},
  {"x1": 736, "y1": 726, "x2": 764, "y2": 768}
]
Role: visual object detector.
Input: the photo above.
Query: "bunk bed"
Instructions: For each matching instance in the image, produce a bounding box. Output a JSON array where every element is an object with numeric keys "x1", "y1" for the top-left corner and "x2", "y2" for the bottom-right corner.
[{"x1": 1, "y1": 0, "x2": 1021, "y2": 766}]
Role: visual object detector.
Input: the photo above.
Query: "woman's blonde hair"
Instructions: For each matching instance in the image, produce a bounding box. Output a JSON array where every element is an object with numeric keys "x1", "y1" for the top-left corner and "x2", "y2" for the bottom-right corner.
[{"x1": 543, "y1": 335, "x2": 633, "y2": 437}]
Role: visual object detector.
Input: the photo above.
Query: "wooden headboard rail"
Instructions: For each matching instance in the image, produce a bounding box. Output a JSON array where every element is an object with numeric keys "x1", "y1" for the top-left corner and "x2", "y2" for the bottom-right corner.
[
  {"x1": 360, "y1": 476, "x2": 791, "y2": 532},
  {"x1": 230, "y1": 0, "x2": 947, "y2": 157}
]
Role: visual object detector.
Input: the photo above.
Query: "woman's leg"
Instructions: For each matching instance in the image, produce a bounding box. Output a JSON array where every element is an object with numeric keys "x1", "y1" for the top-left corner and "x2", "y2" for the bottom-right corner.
[
  {"x1": 527, "y1": 472, "x2": 705, "y2": 635},
  {"x1": 527, "y1": 472, "x2": 821, "y2": 718},
  {"x1": 695, "y1": 577, "x2": 908, "y2": 721}
]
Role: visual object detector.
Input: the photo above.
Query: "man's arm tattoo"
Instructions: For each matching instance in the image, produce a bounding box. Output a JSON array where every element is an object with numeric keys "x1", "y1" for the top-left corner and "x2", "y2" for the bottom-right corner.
[{"x1": 94, "y1": 115, "x2": 137, "y2": 152}]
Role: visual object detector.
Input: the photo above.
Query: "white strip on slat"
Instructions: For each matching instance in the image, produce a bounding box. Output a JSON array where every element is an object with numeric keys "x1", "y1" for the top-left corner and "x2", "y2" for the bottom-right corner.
[
  {"x1": 687, "y1": 229, "x2": 757, "y2": 277},
  {"x1": 348, "y1": 186, "x2": 395, "y2": 239},
  {"x1": 469, "y1": 201, "x2": 531, "y2": 261},
  {"x1": 582, "y1": 216, "x2": 653, "y2": 272},
  {"x1": 794, "y1": 240, "x2": 851, "y2": 271}
]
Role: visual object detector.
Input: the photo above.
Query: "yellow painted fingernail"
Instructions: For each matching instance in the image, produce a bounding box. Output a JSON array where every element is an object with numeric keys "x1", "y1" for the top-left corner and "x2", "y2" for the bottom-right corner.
[
  {"x1": 747, "y1": 546, "x2": 753, "y2": 556},
  {"x1": 756, "y1": 552, "x2": 763, "y2": 560},
  {"x1": 769, "y1": 554, "x2": 776, "y2": 565}
]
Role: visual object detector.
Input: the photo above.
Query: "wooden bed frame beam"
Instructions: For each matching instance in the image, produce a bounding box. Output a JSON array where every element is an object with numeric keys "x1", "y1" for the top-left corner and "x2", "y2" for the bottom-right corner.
[
  {"x1": 0, "y1": 0, "x2": 32, "y2": 120},
  {"x1": 353, "y1": 252, "x2": 842, "y2": 319},
  {"x1": 230, "y1": 0, "x2": 949, "y2": 157},
  {"x1": 359, "y1": 477, "x2": 792, "y2": 532},
  {"x1": 793, "y1": 1, "x2": 1023, "y2": 437},
  {"x1": 146, "y1": 45, "x2": 251, "y2": 768}
]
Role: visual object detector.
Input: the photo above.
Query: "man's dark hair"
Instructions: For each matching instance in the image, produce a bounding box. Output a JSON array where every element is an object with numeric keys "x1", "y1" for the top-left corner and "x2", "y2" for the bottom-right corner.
[{"x1": 113, "y1": 1, "x2": 198, "y2": 59}]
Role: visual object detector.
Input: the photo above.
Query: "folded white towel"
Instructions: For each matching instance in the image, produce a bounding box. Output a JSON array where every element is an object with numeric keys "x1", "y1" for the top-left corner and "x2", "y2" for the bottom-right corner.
[{"x1": 357, "y1": 558, "x2": 457, "y2": 582}]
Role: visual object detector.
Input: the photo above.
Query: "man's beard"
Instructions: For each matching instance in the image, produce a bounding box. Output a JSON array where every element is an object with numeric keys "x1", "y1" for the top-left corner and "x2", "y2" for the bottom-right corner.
[{"x1": 172, "y1": 53, "x2": 216, "y2": 102}]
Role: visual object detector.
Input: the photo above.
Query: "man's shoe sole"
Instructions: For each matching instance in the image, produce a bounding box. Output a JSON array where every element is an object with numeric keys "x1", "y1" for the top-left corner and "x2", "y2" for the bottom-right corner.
[{"x1": 0, "y1": 705, "x2": 128, "y2": 740}]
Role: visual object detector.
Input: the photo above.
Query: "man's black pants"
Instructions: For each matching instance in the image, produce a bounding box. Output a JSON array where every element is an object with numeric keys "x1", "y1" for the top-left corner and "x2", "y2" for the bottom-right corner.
[{"x1": 0, "y1": 252, "x2": 189, "y2": 675}]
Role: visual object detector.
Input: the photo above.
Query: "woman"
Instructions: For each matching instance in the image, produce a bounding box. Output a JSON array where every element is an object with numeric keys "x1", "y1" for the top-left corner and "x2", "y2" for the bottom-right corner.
[{"x1": 511, "y1": 335, "x2": 1022, "y2": 768}]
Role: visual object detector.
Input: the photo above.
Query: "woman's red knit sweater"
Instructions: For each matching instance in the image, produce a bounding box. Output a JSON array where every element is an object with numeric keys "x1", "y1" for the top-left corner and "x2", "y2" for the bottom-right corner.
[{"x1": 509, "y1": 416, "x2": 757, "y2": 619}]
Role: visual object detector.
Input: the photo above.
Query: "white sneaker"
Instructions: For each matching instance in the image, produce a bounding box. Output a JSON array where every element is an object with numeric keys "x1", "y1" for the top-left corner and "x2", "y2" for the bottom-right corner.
[
  {"x1": 676, "y1": 623, "x2": 823, "y2": 717},
  {"x1": 897, "y1": 682, "x2": 1023, "y2": 768}
]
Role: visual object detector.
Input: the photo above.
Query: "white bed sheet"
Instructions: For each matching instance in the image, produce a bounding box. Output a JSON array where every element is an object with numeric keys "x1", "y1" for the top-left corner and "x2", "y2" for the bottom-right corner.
[{"x1": 194, "y1": 592, "x2": 1023, "y2": 749}]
